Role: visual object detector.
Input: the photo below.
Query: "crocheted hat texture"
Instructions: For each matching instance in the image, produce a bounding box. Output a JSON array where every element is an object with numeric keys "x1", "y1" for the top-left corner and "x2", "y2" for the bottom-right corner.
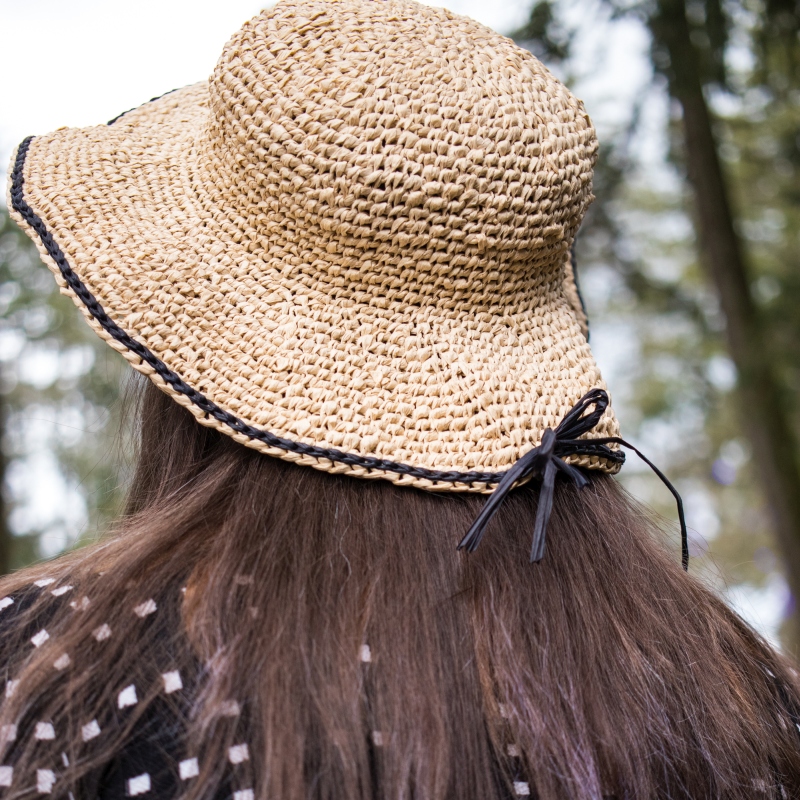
[{"x1": 8, "y1": 0, "x2": 621, "y2": 493}]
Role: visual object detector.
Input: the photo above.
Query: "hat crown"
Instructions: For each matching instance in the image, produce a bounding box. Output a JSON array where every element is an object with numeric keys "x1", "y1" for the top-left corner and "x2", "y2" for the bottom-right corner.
[
  {"x1": 11, "y1": 0, "x2": 620, "y2": 488},
  {"x1": 203, "y1": 0, "x2": 598, "y2": 309}
]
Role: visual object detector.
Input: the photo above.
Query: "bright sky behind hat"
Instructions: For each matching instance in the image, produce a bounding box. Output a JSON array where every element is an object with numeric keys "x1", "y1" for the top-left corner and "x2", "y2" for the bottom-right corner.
[
  {"x1": 0, "y1": 0, "x2": 530, "y2": 184},
  {"x1": 0, "y1": 0, "x2": 655, "y2": 188}
]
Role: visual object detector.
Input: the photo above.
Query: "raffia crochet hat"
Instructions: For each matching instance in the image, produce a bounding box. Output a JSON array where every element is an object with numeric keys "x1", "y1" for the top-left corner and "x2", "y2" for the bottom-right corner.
[
  {"x1": 14, "y1": 0, "x2": 690, "y2": 570},
  {"x1": 9, "y1": 0, "x2": 623, "y2": 492}
]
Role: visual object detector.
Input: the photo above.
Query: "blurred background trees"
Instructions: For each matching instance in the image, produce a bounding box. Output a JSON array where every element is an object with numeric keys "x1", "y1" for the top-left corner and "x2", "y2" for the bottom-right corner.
[
  {"x1": 1, "y1": 0, "x2": 799, "y2": 649},
  {"x1": 0, "y1": 210, "x2": 126, "y2": 574},
  {"x1": 512, "y1": 0, "x2": 800, "y2": 646}
]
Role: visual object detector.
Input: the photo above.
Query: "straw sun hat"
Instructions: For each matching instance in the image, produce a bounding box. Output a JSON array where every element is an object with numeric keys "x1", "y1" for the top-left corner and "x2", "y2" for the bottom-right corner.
[
  {"x1": 9, "y1": 0, "x2": 623, "y2": 485},
  {"x1": 10, "y1": 0, "x2": 650, "y2": 543}
]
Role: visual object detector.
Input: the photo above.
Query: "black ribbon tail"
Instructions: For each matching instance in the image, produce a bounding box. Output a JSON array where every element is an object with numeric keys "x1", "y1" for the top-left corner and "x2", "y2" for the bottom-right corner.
[
  {"x1": 602, "y1": 436, "x2": 689, "y2": 571},
  {"x1": 530, "y1": 458, "x2": 558, "y2": 562},
  {"x1": 530, "y1": 456, "x2": 591, "y2": 562},
  {"x1": 457, "y1": 442, "x2": 548, "y2": 553},
  {"x1": 553, "y1": 457, "x2": 590, "y2": 490},
  {"x1": 457, "y1": 388, "x2": 690, "y2": 573},
  {"x1": 457, "y1": 481, "x2": 511, "y2": 553}
]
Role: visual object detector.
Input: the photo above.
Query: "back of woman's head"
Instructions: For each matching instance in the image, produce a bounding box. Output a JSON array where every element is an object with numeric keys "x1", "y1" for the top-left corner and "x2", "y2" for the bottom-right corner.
[
  {"x1": 6, "y1": 2, "x2": 800, "y2": 795},
  {"x1": 1, "y1": 376, "x2": 799, "y2": 800}
]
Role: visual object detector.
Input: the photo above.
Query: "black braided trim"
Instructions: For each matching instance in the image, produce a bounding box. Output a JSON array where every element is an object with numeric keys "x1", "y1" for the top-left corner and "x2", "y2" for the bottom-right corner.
[
  {"x1": 10, "y1": 135, "x2": 625, "y2": 489},
  {"x1": 107, "y1": 87, "x2": 184, "y2": 126}
]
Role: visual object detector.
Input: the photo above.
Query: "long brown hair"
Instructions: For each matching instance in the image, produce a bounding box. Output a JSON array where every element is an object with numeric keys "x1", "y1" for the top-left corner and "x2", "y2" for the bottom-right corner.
[{"x1": 0, "y1": 375, "x2": 799, "y2": 799}]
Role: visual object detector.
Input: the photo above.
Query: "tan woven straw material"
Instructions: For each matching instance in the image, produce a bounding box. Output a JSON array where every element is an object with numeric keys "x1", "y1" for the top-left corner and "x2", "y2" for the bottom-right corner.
[{"x1": 8, "y1": 0, "x2": 621, "y2": 492}]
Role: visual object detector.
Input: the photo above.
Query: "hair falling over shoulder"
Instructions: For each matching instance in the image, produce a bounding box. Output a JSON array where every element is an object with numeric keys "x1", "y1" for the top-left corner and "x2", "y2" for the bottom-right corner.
[{"x1": 0, "y1": 377, "x2": 799, "y2": 800}]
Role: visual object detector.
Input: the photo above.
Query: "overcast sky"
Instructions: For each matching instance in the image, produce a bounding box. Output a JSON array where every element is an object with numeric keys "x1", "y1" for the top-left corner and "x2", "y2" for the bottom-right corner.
[
  {"x1": 0, "y1": 0, "x2": 656, "y2": 183},
  {"x1": 0, "y1": 0, "x2": 535, "y2": 182}
]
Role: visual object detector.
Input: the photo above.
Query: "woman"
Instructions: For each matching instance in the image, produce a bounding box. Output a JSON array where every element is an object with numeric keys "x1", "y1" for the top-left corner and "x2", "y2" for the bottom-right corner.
[{"x1": 3, "y1": 0, "x2": 800, "y2": 797}]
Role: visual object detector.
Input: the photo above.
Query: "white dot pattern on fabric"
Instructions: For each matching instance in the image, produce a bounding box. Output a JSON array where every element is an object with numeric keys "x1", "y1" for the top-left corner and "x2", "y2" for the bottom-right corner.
[
  {"x1": 133, "y1": 599, "x2": 157, "y2": 618},
  {"x1": 514, "y1": 781, "x2": 531, "y2": 796},
  {"x1": 31, "y1": 629, "x2": 50, "y2": 648},
  {"x1": 81, "y1": 720, "x2": 101, "y2": 742},
  {"x1": 228, "y1": 744, "x2": 249, "y2": 765},
  {"x1": 50, "y1": 585, "x2": 73, "y2": 597},
  {"x1": 507, "y1": 743, "x2": 520, "y2": 758},
  {"x1": 0, "y1": 585, "x2": 446, "y2": 799},
  {"x1": 53, "y1": 653, "x2": 71, "y2": 671},
  {"x1": 34, "y1": 579, "x2": 55, "y2": 588},
  {"x1": 162, "y1": 671, "x2": 182, "y2": 694},
  {"x1": 0, "y1": 725, "x2": 16, "y2": 743},
  {"x1": 35, "y1": 722, "x2": 56, "y2": 740},
  {"x1": 118, "y1": 685, "x2": 138, "y2": 709},
  {"x1": 220, "y1": 700, "x2": 240, "y2": 717},
  {"x1": 70, "y1": 596, "x2": 90, "y2": 611},
  {"x1": 179, "y1": 758, "x2": 199, "y2": 780},
  {"x1": 127, "y1": 773, "x2": 151, "y2": 796},
  {"x1": 0, "y1": 597, "x2": 13, "y2": 612},
  {"x1": 37, "y1": 768, "x2": 56, "y2": 793},
  {"x1": 93, "y1": 624, "x2": 111, "y2": 641}
]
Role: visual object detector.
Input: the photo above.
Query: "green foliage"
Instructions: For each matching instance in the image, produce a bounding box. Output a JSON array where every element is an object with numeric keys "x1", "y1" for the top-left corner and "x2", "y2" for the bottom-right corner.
[
  {"x1": 0, "y1": 205, "x2": 126, "y2": 572},
  {"x1": 508, "y1": 0, "x2": 573, "y2": 64},
  {"x1": 724, "y1": 89, "x2": 800, "y2": 415},
  {"x1": 752, "y1": 0, "x2": 800, "y2": 90},
  {"x1": 514, "y1": 0, "x2": 800, "y2": 641}
]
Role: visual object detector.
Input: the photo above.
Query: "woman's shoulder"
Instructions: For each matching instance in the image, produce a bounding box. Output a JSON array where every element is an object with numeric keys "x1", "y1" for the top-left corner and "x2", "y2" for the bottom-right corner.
[
  {"x1": 0, "y1": 577, "x2": 75, "y2": 668},
  {"x1": 0, "y1": 571, "x2": 226, "y2": 798}
]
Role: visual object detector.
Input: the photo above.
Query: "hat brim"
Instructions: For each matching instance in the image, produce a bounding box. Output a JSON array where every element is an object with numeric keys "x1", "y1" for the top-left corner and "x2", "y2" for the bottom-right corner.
[{"x1": 8, "y1": 84, "x2": 621, "y2": 492}]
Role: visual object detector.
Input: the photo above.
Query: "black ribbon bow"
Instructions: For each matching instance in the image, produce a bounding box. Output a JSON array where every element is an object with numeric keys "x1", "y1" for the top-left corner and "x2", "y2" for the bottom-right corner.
[{"x1": 458, "y1": 389, "x2": 689, "y2": 570}]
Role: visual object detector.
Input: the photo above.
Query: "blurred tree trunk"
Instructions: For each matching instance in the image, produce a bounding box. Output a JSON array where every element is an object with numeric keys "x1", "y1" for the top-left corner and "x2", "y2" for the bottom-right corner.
[{"x1": 652, "y1": 0, "x2": 800, "y2": 649}]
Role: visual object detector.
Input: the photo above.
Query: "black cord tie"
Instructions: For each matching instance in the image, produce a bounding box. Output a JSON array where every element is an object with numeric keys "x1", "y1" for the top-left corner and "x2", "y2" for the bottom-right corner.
[{"x1": 457, "y1": 389, "x2": 689, "y2": 570}]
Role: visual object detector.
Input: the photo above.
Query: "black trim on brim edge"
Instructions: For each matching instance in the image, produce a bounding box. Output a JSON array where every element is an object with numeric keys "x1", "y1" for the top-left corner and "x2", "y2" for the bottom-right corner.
[{"x1": 9, "y1": 135, "x2": 625, "y2": 489}]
